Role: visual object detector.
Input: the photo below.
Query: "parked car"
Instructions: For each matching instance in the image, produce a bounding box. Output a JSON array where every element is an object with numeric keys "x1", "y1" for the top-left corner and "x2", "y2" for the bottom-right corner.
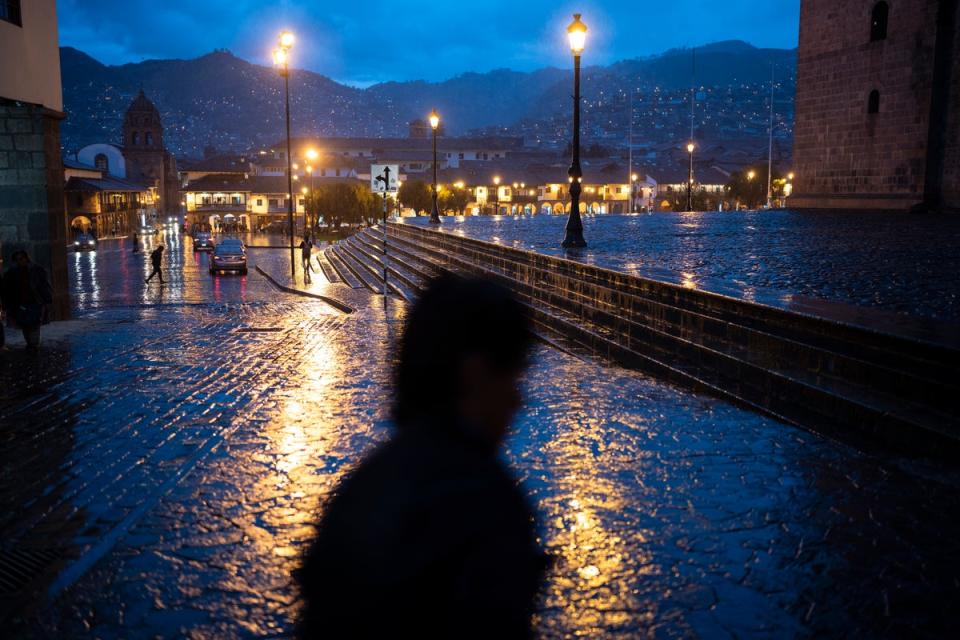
[
  {"x1": 193, "y1": 231, "x2": 215, "y2": 251},
  {"x1": 73, "y1": 233, "x2": 97, "y2": 251},
  {"x1": 209, "y1": 238, "x2": 247, "y2": 274}
]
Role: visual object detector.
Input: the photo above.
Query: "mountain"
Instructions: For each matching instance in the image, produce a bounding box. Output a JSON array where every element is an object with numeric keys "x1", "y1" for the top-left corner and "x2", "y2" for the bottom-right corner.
[{"x1": 59, "y1": 42, "x2": 796, "y2": 158}]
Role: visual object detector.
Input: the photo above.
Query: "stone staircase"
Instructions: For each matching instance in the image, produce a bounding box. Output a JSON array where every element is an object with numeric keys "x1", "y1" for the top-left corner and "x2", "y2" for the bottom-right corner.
[{"x1": 328, "y1": 224, "x2": 960, "y2": 459}]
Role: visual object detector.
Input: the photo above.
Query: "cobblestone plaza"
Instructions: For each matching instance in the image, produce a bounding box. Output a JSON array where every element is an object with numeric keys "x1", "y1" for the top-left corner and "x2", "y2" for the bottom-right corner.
[{"x1": 2, "y1": 233, "x2": 958, "y2": 637}]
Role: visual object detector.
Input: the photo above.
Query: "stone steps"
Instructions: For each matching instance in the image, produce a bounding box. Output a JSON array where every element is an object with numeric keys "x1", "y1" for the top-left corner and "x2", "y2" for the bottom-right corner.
[
  {"x1": 322, "y1": 248, "x2": 363, "y2": 289},
  {"x1": 365, "y1": 224, "x2": 960, "y2": 458}
]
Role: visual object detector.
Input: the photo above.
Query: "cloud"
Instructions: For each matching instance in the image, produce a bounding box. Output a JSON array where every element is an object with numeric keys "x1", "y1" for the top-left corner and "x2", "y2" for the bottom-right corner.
[{"x1": 57, "y1": 0, "x2": 800, "y2": 83}]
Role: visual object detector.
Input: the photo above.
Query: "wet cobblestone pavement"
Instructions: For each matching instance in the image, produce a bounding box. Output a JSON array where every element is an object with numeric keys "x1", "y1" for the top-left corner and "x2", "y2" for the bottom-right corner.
[
  {"x1": 2, "y1": 233, "x2": 959, "y2": 637},
  {"x1": 404, "y1": 212, "x2": 960, "y2": 323}
]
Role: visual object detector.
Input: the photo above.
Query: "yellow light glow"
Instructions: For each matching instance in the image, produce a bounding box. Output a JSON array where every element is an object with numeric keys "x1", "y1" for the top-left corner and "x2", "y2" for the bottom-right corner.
[
  {"x1": 272, "y1": 48, "x2": 288, "y2": 66},
  {"x1": 687, "y1": 142, "x2": 695, "y2": 153},
  {"x1": 493, "y1": 176, "x2": 501, "y2": 185},
  {"x1": 748, "y1": 170, "x2": 756, "y2": 180},
  {"x1": 788, "y1": 172, "x2": 795, "y2": 180},
  {"x1": 567, "y1": 13, "x2": 587, "y2": 54},
  {"x1": 306, "y1": 148, "x2": 318, "y2": 161},
  {"x1": 301, "y1": 187, "x2": 308, "y2": 194},
  {"x1": 631, "y1": 173, "x2": 638, "y2": 181},
  {"x1": 454, "y1": 181, "x2": 464, "y2": 189},
  {"x1": 429, "y1": 110, "x2": 440, "y2": 130},
  {"x1": 279, "y1": 31, "x2": 295, "y2": 49},
  {"x1": 306, "y1": 165, "x2": 313, "y2": 173}
]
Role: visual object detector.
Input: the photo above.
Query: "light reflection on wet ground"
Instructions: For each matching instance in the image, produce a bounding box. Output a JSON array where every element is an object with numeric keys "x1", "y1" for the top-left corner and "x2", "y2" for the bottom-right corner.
[
  {"x1": 403, "y1": 212, "x2": 960, "y2": 323},
  {"x1": 2, "y1": 236, "x2": 958, "y2": 637}
]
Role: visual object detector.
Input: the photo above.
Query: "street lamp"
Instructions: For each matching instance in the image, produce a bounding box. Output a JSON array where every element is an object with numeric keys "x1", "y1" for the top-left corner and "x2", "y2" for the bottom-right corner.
[
  {"x1": 493, "y1": 175, "x2": 501, "y2": 215},
  {"x1": 686, "y1": 142, "x2": 695, "y2": 211},
  {"x1": 562, "y1": 13, "x2": 587, "y2": 248},
  {"x1": 429, "y1": 110, "x2": 441, "y2": 224},
  {"x1": 631, "y1": 173, "x2": 638, "y2": 212},
  {"x1": 273, "y1": 29, "x2": 296, "y2": 280}
]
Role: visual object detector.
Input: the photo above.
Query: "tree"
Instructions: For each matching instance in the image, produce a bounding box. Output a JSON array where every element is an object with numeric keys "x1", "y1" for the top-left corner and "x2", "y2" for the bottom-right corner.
[
  {"x1": 399, "y1": 180, "x2": 432, "y2": 215},
  {"x1": 665, "y1": 187, "x2": 721, "y2": 212},
  {"x1": 439, "y1": 186, "x2": 470, "y2": 215},
  {"x1": 311, "y1": 182, "x2": 380, "y2": 228},
  {"x1": 724, "y1": 166, "x2": 783, "y2": 209}
]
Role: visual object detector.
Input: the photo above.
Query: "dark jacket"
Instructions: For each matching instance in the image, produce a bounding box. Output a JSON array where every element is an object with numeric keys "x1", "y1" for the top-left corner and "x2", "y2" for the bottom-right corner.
[
  {"x1": 1, "y1": 263, "x2": 52, "y2": 327},
  {"x1": 150, "y1": 247, "x2": 163, "y2": 267},
  {"x1": 298, "y1": 422, "x2": 547, "y2": 639}
]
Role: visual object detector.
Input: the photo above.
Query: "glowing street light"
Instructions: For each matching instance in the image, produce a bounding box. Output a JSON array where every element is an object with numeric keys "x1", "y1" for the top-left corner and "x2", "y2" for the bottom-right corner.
[
  {"x1": 493, "y1": 175, "x2": 501, "y2": 214},
  {"x1": 686, "y1": 142, "x2": 695, "y2": 211},
  {"x1": 429, "y1": 109, "x2": 441, "y2": 224},
  {"x1": 562, "y1": 13, "x2": 588, "y2": 247},
  {"x1": 273, "y1": 29, "x2": 297, "y2": 280}
]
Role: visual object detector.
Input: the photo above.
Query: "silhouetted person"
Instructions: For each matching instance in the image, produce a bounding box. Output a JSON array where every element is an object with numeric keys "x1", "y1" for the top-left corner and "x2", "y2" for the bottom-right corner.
[
  {"x1": 132, "y1": 231, "x2": 139, "y2": 252},
  {"x1": 299, "y1": 236, "x2": 313, "y2": 282},
  {"x1": 145, "y1": 245, "x2": 165, "y2": 285},
  {"x1": 297, "y1": 275, "x2": 546, "y2": 639},
  {"x1": 1, "y1": 251, "x2": 53, "y2": 350}
]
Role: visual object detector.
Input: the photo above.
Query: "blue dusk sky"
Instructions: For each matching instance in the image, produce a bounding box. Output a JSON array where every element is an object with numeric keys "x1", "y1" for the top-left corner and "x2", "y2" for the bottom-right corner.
[{"x1": 57, "y1": 0, "x2": 801, "y2": 86}]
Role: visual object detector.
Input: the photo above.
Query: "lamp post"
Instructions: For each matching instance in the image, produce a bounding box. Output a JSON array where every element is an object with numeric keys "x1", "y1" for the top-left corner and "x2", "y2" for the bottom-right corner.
[
  {"x1": 429, "y1": 110, "x2": 441, "y2": 224},
  {"x1": 631, "y1": 173, "x2": 638, "y2": 212},
  {"x1": 305, "y1": 148, "x2": 317, "y2": 228},
  {"x1": 686, "y1": 142, "x2": 695, "y2": 211},
  {"x1": 493, "y1": 175, "x2": 500, "y2": 215},
  {"x1": 273, "y1": 30, "x2": 296, "y2": 280},
  {"x1": 562, "y1": 13, "x2": 587, "y2": 248}
]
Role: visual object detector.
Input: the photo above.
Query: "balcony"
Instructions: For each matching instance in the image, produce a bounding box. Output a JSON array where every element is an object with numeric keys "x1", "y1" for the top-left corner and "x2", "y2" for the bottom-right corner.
[{"x1": 194, "y1": 202, "x2": 249, "y2": 211}]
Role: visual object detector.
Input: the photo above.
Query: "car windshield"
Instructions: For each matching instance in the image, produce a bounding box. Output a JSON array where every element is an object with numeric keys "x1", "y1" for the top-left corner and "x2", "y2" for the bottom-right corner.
[{"x1": 218, "y1": 240, "x2": 244, "y2": 252}]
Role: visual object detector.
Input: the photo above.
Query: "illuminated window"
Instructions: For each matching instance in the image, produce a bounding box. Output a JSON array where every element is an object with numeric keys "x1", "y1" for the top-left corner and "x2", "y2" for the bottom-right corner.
[
  {"x1": 868, "y1": 90, "x2": 880, "y2": 114},
  {"x1": 870, "y1": 2, "x2": 888, "y2": 42},
  {"x1": 0, "y1": 1, "x2": 22, "y2": 26}
]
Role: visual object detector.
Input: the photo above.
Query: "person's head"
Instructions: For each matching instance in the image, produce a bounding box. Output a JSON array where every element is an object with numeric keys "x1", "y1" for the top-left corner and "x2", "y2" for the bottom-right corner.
[
  {"x1": 393, "y1": 275, "x2": 532, "y2": 445},
  {"x1": 11, "y1": 250, "x2": 29, "y2": 268}
]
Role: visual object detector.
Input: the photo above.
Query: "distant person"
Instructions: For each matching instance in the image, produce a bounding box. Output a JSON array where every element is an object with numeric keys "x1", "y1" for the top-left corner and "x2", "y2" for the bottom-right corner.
[
  {"x1": 145, "y1": 244, "x2": 165, "y2": 285},
  {"x1": 131, "y1": 231, "x2": 139, "y2": 252},
  {"x1": 1, "y1": 250, "x2": 53, "y2": 350},
  {"x1": 299, "y1": 236, "x2": 313, "y2": 282},
  {"x1": 297, "y1": 275, "x2": 547, "y2": 639}
]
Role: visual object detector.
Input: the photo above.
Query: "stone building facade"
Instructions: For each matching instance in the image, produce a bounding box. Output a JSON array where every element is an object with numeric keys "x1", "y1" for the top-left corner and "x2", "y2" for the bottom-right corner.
[
  {"x1": 0, "y1": 0, "x2": 69, "y2": 319},
  {"x1": 791, "y1": 0, "x2": 959, "y2": 211},
  {"x1": 121, "y1": 91, "x2": 179, "y2": 217}
]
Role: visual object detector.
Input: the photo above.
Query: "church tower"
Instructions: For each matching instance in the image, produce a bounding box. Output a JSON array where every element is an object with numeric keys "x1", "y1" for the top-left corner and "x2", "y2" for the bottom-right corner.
[{"x1": 121, "y1": 90, "x2": 179, "y2": 216}]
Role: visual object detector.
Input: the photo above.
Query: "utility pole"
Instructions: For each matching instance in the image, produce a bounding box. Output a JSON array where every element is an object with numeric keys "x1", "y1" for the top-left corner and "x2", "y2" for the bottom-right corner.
[
  {"x1": 767, "y1": 63, "x2": 775, "y2": 209},
  {"x1": 375, "y1": 166, "x2": 391, "y2": 295},
  {"x1": 628, "y1": 87, "x2": 633, "y2": 212}
]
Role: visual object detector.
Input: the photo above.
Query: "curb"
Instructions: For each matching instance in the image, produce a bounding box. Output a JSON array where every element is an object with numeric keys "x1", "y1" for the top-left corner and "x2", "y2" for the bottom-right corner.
[{"x1": 254, "y1": 265, "x2": 354, "y2": 314}]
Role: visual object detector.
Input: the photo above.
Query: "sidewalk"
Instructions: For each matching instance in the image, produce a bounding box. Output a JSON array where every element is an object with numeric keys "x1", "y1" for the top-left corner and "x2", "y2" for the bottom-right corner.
[{"x1": 1, "y1": 244, "x2": 959, "y2": 637}]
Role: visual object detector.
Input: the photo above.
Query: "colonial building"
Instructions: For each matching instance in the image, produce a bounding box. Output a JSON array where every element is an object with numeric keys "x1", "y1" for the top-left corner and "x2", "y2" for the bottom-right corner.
[
  {"x1": 63, "y1": 157, "x2": 156, "y2": 238},
  {"x1": 121, "y1": 90, "x2": 179, "y2": 216},
  {"x1": 791, "y1": 0, "x2": 959, "y2": 211},
  {"x1": 0, "y1": 0, "x2": 69, "y2": 318},
  {"x1": 181, "y1": 174, "x2": 363, "y2": 231}
]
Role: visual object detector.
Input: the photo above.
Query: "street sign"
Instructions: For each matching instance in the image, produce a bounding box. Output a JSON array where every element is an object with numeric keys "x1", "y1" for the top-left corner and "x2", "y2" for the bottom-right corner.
[{"x1": 371, "y1": 164, "x2": 400, "y2": 193}]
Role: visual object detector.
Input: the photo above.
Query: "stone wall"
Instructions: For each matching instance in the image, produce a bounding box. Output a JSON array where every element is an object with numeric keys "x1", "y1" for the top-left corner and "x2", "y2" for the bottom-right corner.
[
  {"x1": 0, "y1": 102, "x2": 69, "y2": 319},
  {"x1": 792, "y1": 0, "x2": 940, "y2": 210},
  {"x1": 942, "y1": 2, "x2": 960, "y2": 209}
]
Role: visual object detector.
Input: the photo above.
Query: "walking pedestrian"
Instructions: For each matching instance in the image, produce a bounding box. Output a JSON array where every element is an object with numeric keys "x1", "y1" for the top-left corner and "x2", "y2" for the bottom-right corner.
[
  {"x1": 132, "y1": 230, "x2": 139, "y2": 253},
  {"x1": 297, "y1": 275, "x2": 547, "y2": 639},
  {"x1": 299, "y1": 236, "x2": 313, "y2": 282},
  {"x1": 1, "y1": 250, "x2": 53, "y2": 350},
  {"x1": 145, "y1": 244, "x2": 165, "y2": 285}
]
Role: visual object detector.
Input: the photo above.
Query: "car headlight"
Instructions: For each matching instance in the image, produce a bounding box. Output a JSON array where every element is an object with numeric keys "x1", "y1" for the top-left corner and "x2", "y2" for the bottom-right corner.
[
  {"x1": 73, "y1": 241, "x2": 79, "y2": 246},
  {"x1": 88, "y1": 241, "x2": 95, "y2": 245}
]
